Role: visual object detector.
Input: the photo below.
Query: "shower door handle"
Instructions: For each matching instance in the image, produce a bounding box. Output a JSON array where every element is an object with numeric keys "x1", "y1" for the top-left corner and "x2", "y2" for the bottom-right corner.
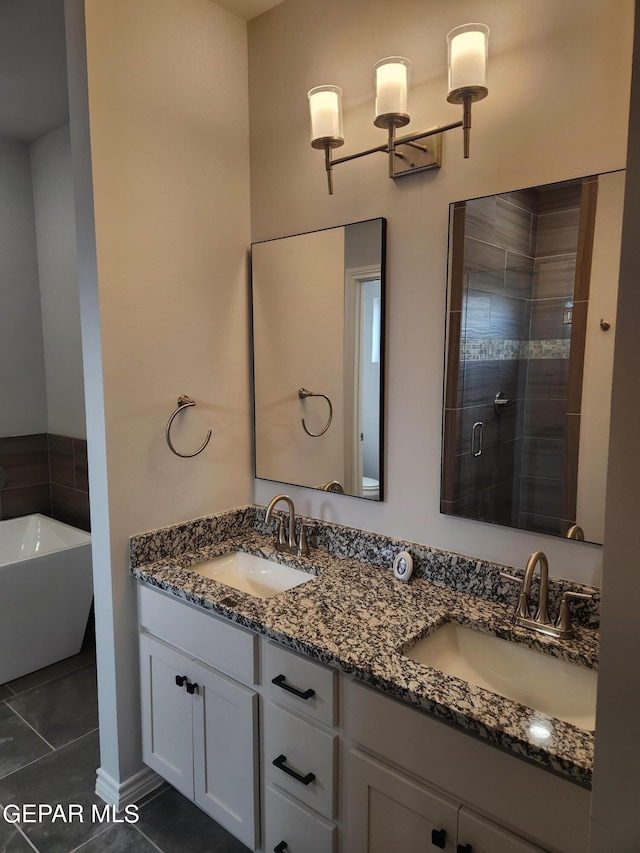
[{"x1": 471, "y1": 421, "x2": 483, "y2": 457}]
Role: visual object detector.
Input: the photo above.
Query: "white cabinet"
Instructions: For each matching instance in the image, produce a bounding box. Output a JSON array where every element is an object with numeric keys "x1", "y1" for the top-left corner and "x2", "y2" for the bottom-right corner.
[
  {"x1": 138, "y1": 587, "x2": 259, "y2": 850},
  {"x1": 262, "y1": 641, "x2": 339, "y2": 853},
  {"x1": 347, "y1": 749, "x2": 546, "y2": 853},
  {"x1": 344, "y1": 678, "x2": 590, "y2": 853},
  {"x1": 348, "y1": 750, "x2": 458, "y2": 852},
  {"x1": 458, "y1": 808, "x2": 546, "y2": 853}
]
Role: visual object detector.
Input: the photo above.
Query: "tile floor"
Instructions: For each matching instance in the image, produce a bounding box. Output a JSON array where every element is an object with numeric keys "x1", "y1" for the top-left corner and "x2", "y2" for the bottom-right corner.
[{"x1": 0, "y1": 646, "x2": 249, "y2": 853}]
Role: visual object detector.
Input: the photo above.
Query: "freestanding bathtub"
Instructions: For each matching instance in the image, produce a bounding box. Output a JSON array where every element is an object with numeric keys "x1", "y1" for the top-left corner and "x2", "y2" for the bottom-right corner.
[{"x1": 0, "y1": 514, "x2": 93, "y2": 684}]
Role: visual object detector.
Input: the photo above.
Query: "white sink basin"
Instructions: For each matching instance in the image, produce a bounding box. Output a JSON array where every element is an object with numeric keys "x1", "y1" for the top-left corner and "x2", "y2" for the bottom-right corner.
[
  {"x1": 189, "y1": 551, "x2": 315, "y2": 599},
  {"x1": 404, "y1": 622, "x2": 597, "y2": 730}
]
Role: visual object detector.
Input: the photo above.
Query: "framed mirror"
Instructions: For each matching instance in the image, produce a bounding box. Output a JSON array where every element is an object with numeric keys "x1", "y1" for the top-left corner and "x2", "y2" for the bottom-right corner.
[
  {"x1": 441, "y1": 172, "x2": 625, "y2": 544},
  {"x1": 251, "y1": 218, "x2": 385, "y2": 500}
]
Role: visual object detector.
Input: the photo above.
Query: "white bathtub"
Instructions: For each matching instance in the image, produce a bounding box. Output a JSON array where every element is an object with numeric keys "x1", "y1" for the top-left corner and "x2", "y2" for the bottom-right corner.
[{"x1": 0, "y1": 514, "x2": 93, "y2": 684}]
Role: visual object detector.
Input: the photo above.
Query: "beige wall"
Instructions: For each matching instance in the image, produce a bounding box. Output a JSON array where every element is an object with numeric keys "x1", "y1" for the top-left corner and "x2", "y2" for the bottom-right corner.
[
  {"x1": 590, "y1": 7, "x2": 640, "y2": 846},
  {"x1": 249, "y1": 0, "x2": 633, "y2": 586},
  {"x1": 576, "y1": 170, "x2": 624, "y2": 544},
  {"x1": 71, "y1": 0, "x2": 252, "y2": 792}
]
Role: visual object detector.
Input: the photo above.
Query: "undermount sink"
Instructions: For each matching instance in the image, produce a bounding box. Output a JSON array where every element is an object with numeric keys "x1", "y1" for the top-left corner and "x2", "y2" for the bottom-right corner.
[
  {"x1": 189, "y1": 551, "x2": 315, "y2": 599},
  {"x1": 404, "y1": 622, "x2": 597, "y2": 730}
]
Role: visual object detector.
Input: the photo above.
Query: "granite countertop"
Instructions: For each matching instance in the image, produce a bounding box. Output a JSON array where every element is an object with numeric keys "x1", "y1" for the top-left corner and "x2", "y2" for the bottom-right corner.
[{"x1": 131, "y1": 521, "x2": 598, "y2": 789}]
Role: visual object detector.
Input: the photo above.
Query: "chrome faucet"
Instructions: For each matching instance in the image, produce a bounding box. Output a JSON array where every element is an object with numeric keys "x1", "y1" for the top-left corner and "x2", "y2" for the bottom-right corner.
[
  {"x1": 501, "y1": 551, "x2": 592, "y2": 640},
  {"x1": 265, "y1": 494, "x2": 309, "y2": 557}
]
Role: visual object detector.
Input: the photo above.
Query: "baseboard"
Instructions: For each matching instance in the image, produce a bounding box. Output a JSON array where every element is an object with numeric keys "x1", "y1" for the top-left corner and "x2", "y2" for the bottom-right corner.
[{"x1": 95, "y1": 765, "x2": 163, "y2": 810}]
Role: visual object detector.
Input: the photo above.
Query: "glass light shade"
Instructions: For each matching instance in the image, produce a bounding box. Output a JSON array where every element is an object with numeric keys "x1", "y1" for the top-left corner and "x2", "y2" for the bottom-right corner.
[
  {"x1": 374, "y1": 56, "x2": 411, "y2": 123},
  {"x1": 447, "y1": 23, "x2": 489, "y2": 98},
  {"x1": 308, "y1": 85, "x2": 344, "y2": 146}
]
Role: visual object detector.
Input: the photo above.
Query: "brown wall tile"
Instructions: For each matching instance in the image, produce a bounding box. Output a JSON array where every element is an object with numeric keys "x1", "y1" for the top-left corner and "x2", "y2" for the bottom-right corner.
[
  {"x1": 449, "y1": 202, "x2": 466, "y2": 313},
  {"x1": 0, "y1": 434, "x2": 49, "y2": 489},
  {"x1": 48, "y1": 434, "x2": 75, "y2": 488},
  {"x1": 566, "y1": 301, "x2": 588, "y2": 414},
  {"x1": 530, "y1": 299, "x2": 573, "y2": 340},
  {"x1": 73, "y1": 439, "x2": 89, "y2": 492},
  {"x1": 536, "y1": 208, "x2": 581, "y2": 257},
  {"x1": 0, "y1": 484, "x2": 52, "y2": 520},
  {"x1": 574, "y1": 177, "x2": 598, "y2": 301},
  {"x1": 51, "y1": 484, "x2": 91, "y2": 532},
  {"x1": 532, "y1": 255, "x2": 577, "y2": 299}
]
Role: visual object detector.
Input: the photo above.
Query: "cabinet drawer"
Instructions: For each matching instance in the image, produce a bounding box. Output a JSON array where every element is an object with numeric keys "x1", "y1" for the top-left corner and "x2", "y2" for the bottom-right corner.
[
  {"x1": 138, "y1": 583, "x2": 257, "y2": 685},
  {"x1": 264, "y1": 701, "x2": 337, "y2": 820},
  {"x1": 264, "y1": 641, "x2": 337, "y2": 726},
  {"x1": 264, "y1": 785, "x2": 336, "y2": 853}
]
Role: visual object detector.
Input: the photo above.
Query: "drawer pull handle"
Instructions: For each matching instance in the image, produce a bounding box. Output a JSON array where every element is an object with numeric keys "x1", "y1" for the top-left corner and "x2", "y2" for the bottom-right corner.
[
  {"x1": 272, "y1": 674, "x2": 315, "y2": 700},
  {"x1": 175, "y1": 675, "x2": 187, "y2": 688},
  {"x1": 272, "y1": 754, "x2": 316, "y2": 786},
  {"x1": 186, "y1": 681, "x2": 199, "y2": 695},
  {"x1": 432, "y1": 828, "x2": 447, "y2": 848},
  {"x1": 274, "y1": 843, "x2": 288, "y2": 853},
  {"x1": 457, "y1": 845, "x2": 473, "y2": 853}
]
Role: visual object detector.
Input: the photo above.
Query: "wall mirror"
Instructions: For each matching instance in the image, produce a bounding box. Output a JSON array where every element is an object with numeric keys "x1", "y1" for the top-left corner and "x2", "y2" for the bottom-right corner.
[
  {"x1": 441, "y1": 171, "x2": 625, "y2": 545},
  {"x1": 252, "y1": 218, "x2": 385, "y2": 500}
]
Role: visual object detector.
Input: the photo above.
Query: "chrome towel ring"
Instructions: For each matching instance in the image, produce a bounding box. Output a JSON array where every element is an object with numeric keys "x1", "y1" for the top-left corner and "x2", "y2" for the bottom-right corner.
[
  {"x1": 166, "y1": 395, "x2": 212, "y2": 458},
  {"x1": 299, "y1": 387, "x2": 333, "y2": 437}
]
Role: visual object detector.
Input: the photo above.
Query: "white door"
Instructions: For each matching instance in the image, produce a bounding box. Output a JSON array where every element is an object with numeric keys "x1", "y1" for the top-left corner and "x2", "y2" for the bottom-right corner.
[
  {"x1": 192, "y1": 659, "x2": 259, "y2": 850},
  {"x1": 346, "y1": 749, "x2": 459, "y2": 852},
  {"x1": 458, "y1": 808, "x2": 547, "y2": 853},
  {"x1": 139, "y1": 633, "x2": 194, "y2": 798}
]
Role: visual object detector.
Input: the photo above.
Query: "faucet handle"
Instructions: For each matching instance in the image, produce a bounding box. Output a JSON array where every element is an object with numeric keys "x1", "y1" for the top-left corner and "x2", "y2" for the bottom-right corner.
[
  {"x1": 500, "y1": 572, "x2": 530, "y2": 620},
  {"x1": 555, "y1": 590, "x2": 593, "y2": 636},
  {"x1": 296, "y1": 525, "x2": 310, "y2": 557},
  {"x1": 274, "y1": 516, "x2": 287, "y2": 547}
]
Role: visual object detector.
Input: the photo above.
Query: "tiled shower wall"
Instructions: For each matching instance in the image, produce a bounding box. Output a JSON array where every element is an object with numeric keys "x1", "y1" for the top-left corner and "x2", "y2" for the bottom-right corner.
[
  {"x1": 0, "y1": 434, "x2": 90, "y2": 531},
  {"x1": 446, "y1": 189, "x2": 538, "y2": 525},
  {"x1": 521, "y1": 183, "x2": 582, "y2": 533},
  {"x1": 443, "y1": 181, "x2": 589, "y2": 536}
]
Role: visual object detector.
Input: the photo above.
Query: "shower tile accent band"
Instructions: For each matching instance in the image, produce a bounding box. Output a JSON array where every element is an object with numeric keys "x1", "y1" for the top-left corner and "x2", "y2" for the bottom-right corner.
[{"x1": 460, "y1": 338, "x2": 571, "y2": 361}]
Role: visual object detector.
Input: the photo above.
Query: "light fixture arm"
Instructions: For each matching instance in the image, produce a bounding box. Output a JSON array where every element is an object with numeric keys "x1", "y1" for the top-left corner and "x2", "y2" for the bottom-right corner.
[{"x1": 321, "y1": 117, "x2": 465, "y2": 195}]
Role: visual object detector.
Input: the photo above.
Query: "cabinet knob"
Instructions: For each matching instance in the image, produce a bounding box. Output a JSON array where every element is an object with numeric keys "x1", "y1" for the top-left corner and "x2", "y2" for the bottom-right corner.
[
  {"x1": 186, "y1": 681, "x2": 199, "y2": 695},
  {"x1": 274, "y1": 843, "x2": 288, "y2": 853},
  {"x1": 457, "y1": 845, "x2": 473, "y2": 853},
  {"x1": 432, "y1": 828, "x2": 447, "y2": 849},
  {"x1": 175, "y1": 675, "x2": 187, "y2": 688}
]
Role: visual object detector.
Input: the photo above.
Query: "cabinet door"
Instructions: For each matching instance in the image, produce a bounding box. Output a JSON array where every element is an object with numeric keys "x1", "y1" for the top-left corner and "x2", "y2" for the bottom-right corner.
[
  {"x1": 458, "y1": 808, "x2": 547, "y2": 853},
  {"x1": 346, "y1": 749, "x2": 459, "y2": 852},
  {"x1": 192, "y1": 659, "x2": 259, "y2": 851},
  {"x1": 139, "y1": 633, "x2": 194, "y2": 798}
]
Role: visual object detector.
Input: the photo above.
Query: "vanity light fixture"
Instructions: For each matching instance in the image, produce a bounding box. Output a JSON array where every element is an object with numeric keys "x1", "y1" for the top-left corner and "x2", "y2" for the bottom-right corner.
[{"x1": 308, "y1": 23, "x2": 489, "y2": 194}]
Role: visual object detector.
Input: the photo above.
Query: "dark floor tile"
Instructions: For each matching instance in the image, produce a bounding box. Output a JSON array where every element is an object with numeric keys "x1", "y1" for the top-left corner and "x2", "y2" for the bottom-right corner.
[
  {"x1": 137, "y1": 786, "x2": 251, "y2": 853},
  {"x1": 0, "y1": 685, "x2": 14, "y2": 701},
  {"x1": 0, "y1": 702, "x2": 52, "y2": 779},
  {"x1": 0, "y1": 820, "x2": 34, "y2": 853},
  {"x1": 0, "y1": 730, "x2": 103, "y2": 853},
  {"x1": 7, "y1": 648, "x2": 96, "y2": 696},
  {"x1": 73, "y1": 825, "x2": 157, "y2": 853},
  {"x1": 6, "y1": 665, "x2": 98, "y2": 748}
]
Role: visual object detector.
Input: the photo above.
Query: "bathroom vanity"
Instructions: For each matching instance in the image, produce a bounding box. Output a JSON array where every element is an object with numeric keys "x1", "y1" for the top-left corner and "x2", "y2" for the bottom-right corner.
[{"x1": 131, "y1": 505, "x2": 597, "y2": 853}]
